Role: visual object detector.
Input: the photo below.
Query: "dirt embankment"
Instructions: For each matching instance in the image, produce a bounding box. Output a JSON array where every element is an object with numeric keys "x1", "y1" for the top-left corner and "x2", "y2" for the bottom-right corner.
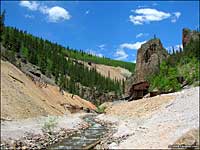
[
  {"x1": 1, "y1": 60, "x2": 96, "y2": 120},
  {"x1": 88, "y1": 63, "x2": 132, "y2": 81},
  {"x1": 96, "y1": 87, "x2": 199, "y2": 149}
]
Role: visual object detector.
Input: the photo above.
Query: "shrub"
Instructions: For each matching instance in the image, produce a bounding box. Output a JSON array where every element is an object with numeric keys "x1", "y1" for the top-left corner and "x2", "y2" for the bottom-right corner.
[
  {"x1": 1, "y1": 50, "x2": 16, "y2": 63},
  {"x1": 20, "y1": 47, "x2": 29, "y2": 59},
  {"x1": 148, "y1": 61, "x2": 181, "y2": 93},
  {"x1": 178, "y1": 57, "x2": 199, "y2": 85},
  {"x1": 42, "y1": 116, "x2": 58, "y2": 135},
  {"x1": 96, "y1": 106, "x2": 106, "y2": 114}
]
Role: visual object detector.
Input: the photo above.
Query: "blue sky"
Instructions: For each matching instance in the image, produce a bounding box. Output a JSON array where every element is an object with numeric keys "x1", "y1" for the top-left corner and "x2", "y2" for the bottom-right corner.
[{"x1": 1, "y1": 1, "x2": 199, "y2": 62}]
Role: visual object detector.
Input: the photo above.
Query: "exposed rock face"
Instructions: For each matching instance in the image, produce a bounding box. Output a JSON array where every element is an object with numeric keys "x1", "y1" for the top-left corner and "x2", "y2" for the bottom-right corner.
[
  {"x1": 125, "y1": 38, "x2": 168, "y2": 95},
  {"x1": 182, "y1": 28, "x2": 199, "y2": 48},
  {"x1": 80, "y1": 85, "x2": 119, "y2": 105}
]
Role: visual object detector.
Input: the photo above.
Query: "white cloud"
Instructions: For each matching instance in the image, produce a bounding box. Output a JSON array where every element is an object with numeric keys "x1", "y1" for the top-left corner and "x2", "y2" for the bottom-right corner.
[
  {"x1": 120, "y1": 41, "x2": 146, "y2": 50},
  {"x1": 19, "y1": 1, "x2": 71, "y2": 23},
  {"x1": 136, "y1": 33, "x2": 143, "y2": 38},
  {"x1": 136, "y1": 33, "x2": 149, "y2": 38},
  {"x1": 85, "y1": 10, "x2": 90, "y2": 15},
  {"x1": 87, "y1": 49, "x2": 103, "y2": 57},
  {"x1": 20, "y1": 1, "x2": 39, "y2": 11},
  {"x1": 132, "y1": 60, "x2": 136, "y2": 63},
  {"x1": 114, "y1": 49, "x2": 128, "y2": 60},
  {"x1": 171, "y1": 12, "x2": 181, "y2": 23},
  {"x1": 38, "y1": 5, "x2": 49, "y2": 14},
  {"x1": 98, "y1": 44, "x2": 106, "y2": 50},
  {"x1": 45, "y1": 6, "x2": 71, "y2": 22},
  {"x1": 97, "y1": 53, "x2": 103, "y2": 57},
  {"x1": 166, "y1": 44, "x2": 183, "y2": 53},
  {"x1": 175, "y1": 44, "x2": 183, "y2": 50},
  {"x1": 114, "y1": 41, "x2": 146, "y2": 61},
  {"x1": 174, "y1": 12, "x2": 181, "y2": 18},
  {"x1": 129, "y1": 8, "x2": 171, "y2": 25},
  {"x1": 24, "y1": 14, "x2": 34, "y2": 19}
]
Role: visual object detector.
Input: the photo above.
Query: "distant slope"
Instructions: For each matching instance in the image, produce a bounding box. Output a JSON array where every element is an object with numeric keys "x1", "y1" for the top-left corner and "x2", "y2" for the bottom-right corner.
[
  {"x1": 1, "y1": 60, "x2": 96, "y2": 120},
  {"x1": 76, "y1": 59, "x2": 132, "y2": 81},
  {"x1": 63, "y1": 49, "x2": 135, "y2": 72}
]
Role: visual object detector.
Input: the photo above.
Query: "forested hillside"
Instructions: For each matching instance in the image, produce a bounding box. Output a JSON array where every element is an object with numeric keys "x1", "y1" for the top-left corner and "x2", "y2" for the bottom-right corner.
[
  {"x1": 148, "y1": 30, "x2": 199, "y2": 92},
  {"x1": 0, "y1": 12, "x2": 132, "y2": 105},
  {"x1": 62, "y1": 49, "x2": 135, "y2": 72}
]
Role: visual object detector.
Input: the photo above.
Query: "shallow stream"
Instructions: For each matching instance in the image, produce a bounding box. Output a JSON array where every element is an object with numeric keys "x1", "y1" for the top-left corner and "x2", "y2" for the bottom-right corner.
[{"x1": 49, "y1": 115, "x2": 107, "y2": 149}]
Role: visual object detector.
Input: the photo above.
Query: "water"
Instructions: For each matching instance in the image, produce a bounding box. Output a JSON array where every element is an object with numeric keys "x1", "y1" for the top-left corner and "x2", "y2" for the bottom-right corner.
[{"x1": 49, "y1": 115, "x2": 108, "y2": 149}]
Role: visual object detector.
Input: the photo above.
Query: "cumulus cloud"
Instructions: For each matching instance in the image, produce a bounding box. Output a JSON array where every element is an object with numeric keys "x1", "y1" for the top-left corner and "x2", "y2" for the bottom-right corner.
[
  {"x1": 171, "y1": 12, "x2": 181, "y2": 23},
  {"x1": 114, "y1": 49, "x2": 128, "y2": 60},
  {"x1": 129, "y1": 8, "x2": 171, "y2": 25},
  {"x1": 19, "y1": 1, "x2": 71, "y2": 23},
  {"x1": 44, "y1": 6, "x2": 71, "y2": 22},
  {"x1": 120, "y1": 41, "x2": 146, "y2": 50},
  {"x1": 20, "y1": 1, "x2": 39, "y2": 11},
  {"x1": 98, "y1": 44, "x2": 106, "y2": 50},
  {"x1": 136, "y1": 33, "x2": 149, "y2": 38},
  {"x1": 129, "y1": 8, "x2": 181, "y2": 25},
  {"x1": 114, "y1": 41, "x2": 146, "y2": 61}
]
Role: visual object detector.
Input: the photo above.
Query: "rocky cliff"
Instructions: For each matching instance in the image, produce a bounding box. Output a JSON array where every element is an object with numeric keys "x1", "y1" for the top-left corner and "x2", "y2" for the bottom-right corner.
[
  {"x1": 125, "y1": 38, "x2": 168, "y2": 95},
  {"x1": 182, "y1": 28, "x2": 199, "y2": 48}
]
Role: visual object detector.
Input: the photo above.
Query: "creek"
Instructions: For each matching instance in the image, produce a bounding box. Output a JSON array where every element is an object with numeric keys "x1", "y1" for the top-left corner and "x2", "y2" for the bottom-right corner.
[{"x1": 49, "y1": 115, "x2": 108, "y2": 149}]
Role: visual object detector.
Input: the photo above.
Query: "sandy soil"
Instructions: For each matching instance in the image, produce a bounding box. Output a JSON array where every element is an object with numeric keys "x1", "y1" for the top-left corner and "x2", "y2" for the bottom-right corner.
[
  {"x1": 96, "y1": 86, "x2": 199, "y2": 149},
  {"x1": 1, "y1": 60, "x2": 96, "y2": 120}
]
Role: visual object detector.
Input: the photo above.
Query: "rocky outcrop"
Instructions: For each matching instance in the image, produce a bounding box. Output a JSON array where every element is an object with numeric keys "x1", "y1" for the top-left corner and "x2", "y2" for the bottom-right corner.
[
  {"x1": 182, "y1": 28, "x2": 199, "y2": 48},
  {"x1": 79, "y1": 85, "x2": 120, "y2": 106},
  {"x1": 125, "y1": 38, "x2": 168, "y2": 95}
]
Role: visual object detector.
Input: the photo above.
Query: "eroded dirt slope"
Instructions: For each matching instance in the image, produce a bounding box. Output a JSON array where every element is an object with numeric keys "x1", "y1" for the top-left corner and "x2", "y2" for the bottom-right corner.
[
  {"x1": 75, "y1": 59, "x2": 132, "y2": 81},
  {"x1": 1, "y1": 60, "x2": 96, "y2": 120}
]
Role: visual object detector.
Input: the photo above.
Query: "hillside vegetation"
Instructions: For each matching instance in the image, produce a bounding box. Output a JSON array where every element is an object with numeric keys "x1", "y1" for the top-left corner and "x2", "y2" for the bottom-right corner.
[
  {"x1": 0, "y1": 12, "x2": 134, "y2": 105},
  {"x1": 148, "y1": 34, "x2": 199, "y2": 93},
  {"x1": 63, "y1": 49, "x2": 135, "y2": 72}
]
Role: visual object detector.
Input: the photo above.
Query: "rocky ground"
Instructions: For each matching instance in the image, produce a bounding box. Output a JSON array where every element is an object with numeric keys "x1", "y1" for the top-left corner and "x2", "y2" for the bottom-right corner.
[
  {"x1": 0, "y1": 113, "x2": 90, "y2": 149},
  {"x1": 95, "y1": 86, "x2": 199, "y2": 149}
]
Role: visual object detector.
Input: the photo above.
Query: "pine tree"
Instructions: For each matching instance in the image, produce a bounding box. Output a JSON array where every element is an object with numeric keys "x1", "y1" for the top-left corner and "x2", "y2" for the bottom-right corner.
[
  {"x1": 0, "y1": 10, "x2": 5, "y2": 42},
  {"x1": 172, "y1": 46, "x2": 175, "y2": 55}
]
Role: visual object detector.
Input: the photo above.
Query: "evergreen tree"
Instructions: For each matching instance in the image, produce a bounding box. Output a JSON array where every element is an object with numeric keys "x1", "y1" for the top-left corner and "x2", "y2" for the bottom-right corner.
[{"x1": 0, "y1": 10, "x2": 5, "y2": 42}]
